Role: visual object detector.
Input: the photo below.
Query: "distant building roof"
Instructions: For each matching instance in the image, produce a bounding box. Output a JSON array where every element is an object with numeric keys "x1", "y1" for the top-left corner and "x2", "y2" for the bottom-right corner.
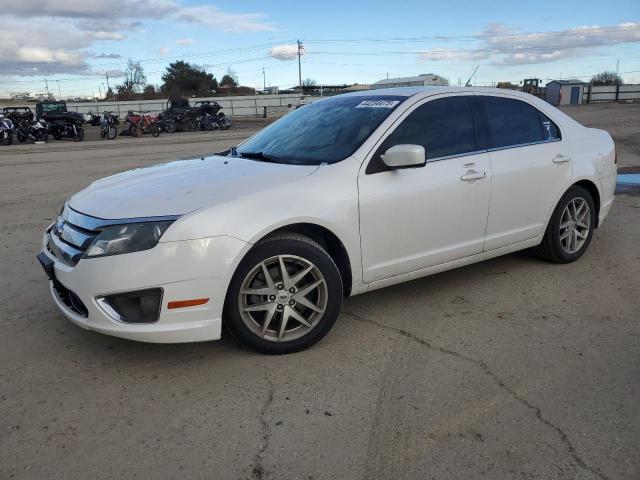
[
  {"x1": 372, "y1": 73, "x2": 447, "y2": 85},
  {"x1": 547, "y1": 79, "x2": 585, "y2": 85}
]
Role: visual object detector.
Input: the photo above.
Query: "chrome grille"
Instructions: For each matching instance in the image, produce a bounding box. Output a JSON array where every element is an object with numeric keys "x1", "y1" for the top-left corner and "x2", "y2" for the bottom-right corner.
[
  {"x1": 46, "y1": 204, "x2": 181, "y2": 266},
  {"x1": 47, "y1": 205, "x2": 101, "y2": 266}
]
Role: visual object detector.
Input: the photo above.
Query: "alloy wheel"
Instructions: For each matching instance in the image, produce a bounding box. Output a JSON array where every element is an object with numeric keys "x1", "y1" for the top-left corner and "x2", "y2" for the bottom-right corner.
[
  {"x1": 559, "y1": 197, "x2": 590, "y2": 254},
  {"x1": 238, "y1": 255, "x2": 328, "y2": 342}
]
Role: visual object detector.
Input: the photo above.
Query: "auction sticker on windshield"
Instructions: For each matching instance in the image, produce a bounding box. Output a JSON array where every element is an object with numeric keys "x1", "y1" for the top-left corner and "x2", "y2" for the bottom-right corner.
[{"x1": 355, "y1": 100, "x2": 401, "y2": 109}]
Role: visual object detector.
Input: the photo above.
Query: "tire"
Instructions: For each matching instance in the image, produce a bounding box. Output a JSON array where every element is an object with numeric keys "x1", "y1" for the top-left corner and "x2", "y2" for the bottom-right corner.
[
  {"x1": 107, "y1": 126, "x2": 117, "y2": 140},
  {"x1": 535, "y1": 185, "x2": 596, "y2": 263},
  {"x1": 164, "y1": 121, "x2": 176, "y2": 134},
  {"x1": 151, "y1": 124, "x2": 160, "y2": 137},
  {"x1": 1, "y1": 130, "x2": 11, "y2": 145},
  {"x1": 223, "y1": 233, "x2": 344, "y2": 354}
]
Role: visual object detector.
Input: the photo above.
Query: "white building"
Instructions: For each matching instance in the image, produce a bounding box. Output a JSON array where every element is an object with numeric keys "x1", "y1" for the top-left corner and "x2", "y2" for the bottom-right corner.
[
  {"x1": 372, "y1": 73, "x2": 449, "y2": 89},
  {"x1": 544, "y1": 80, "x2": 585, "y2": 106},
  {"x1": 10, "y1": 92, "x2": 31, "y2": 100}
]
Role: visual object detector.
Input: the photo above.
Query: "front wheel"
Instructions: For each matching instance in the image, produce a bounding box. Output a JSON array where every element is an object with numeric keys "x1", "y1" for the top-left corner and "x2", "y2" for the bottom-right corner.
[
  {"x1": 223, "y1": 233, "x2": 343, "y2": 354},
  {"x1": 535, "y1": 185, "x2": 596, "y2": 263},
  {"x1": 107, "y1": 126, "x2": 117, "y2": 140},
  {"x1": 1, "y1": 130, "x2": 12, "y2": 145}
]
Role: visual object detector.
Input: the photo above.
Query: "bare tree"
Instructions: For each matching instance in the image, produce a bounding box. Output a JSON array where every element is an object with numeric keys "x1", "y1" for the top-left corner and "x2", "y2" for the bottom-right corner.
[
  {"x1": 116, "y1": 60, "x2": 147, "y2": 99},
  {"x1": 591, "y1": 71, "x2": 623, "y2": 86}
]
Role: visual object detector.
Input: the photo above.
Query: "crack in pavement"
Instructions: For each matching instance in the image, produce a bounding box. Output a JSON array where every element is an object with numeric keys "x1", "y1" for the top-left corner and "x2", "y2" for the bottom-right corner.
[
  {"x1": 252, "y1": 368, "x2": 275, "y2": 480},
  {"x1": 344, "y1": 311, "x2": 610, "y2": 480}
]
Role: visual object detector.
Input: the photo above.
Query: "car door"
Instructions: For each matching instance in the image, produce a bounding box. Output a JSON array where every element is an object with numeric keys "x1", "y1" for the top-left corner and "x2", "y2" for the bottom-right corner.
[
  {"x1": 358, "y1": 94, "x2": 492, "y2": 284},
  {"x1": 477, "y1": 95, "x2": 573, "y2": 251}
]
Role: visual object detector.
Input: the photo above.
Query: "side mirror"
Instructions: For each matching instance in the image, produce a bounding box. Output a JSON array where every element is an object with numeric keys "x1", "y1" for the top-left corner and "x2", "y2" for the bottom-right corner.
[{"x1": 381, "y1": 144, "x2": 426, "y2": 169}]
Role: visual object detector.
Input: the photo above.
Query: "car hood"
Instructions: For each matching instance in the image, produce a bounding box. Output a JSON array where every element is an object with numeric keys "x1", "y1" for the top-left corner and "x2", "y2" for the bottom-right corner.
[{"x1": 69, "y1": 155, "x2": 320, "y2": 219}]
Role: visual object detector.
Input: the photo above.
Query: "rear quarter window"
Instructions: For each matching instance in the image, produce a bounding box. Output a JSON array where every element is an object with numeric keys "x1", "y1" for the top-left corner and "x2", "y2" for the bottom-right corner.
[{"x1": 480, "y1": 96, "x2": 560, "y2": 148}]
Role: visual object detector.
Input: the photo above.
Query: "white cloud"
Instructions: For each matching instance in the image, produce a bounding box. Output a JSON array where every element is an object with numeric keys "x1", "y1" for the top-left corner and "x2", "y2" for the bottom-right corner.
[
  {"x1": 0, "y1": 18, "x2": 91, "y2": 75},
  {"x1": 418, "y1": 22, "x2": 640, "y2": 65},
  {"x1": 3, "y1": 1, "x2": 274, "y2": 32},
  {"x1": 92, "y1": 53, "x2": 122, "y2": 59},
  {"x1": 269, "y1": 44, "x2": 300, "y2": 61},
  {"x1": 419, "y1": 49, "x2": 490, "y2": 62},
  {"x1": 157, "y1": 47, "x2": 170, "y2": 57},
  {"x1": 91, "y1": 31, "x2": 125, "y2": 41},
  {"x1": 175, "y1": 38, "x2": 194, "y2": 46},
  {"x1": 0, "y1": 1, "x2": 274, "y2": 77}
]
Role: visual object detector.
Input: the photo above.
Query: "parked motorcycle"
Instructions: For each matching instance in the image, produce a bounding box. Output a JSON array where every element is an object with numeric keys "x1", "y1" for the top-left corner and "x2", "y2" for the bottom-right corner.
[
  {"x1": 0, "y1": 113, "x2": 13, "y2": 145},
  {"x1": 46, "y1": 117, "x2": 84, "y2": 141},
  {"x1": 87, "y1": 111, "x2": 102, "y2": 126},
  {"x1": 121, "y1": 111, "x2": 160, "y2": 137},
  {"x1": 100, "y1": 111, "x2": 118, "y2": 140},
  {"x1": 14, "y1": 118, "x2": 48, "y2": 143}
]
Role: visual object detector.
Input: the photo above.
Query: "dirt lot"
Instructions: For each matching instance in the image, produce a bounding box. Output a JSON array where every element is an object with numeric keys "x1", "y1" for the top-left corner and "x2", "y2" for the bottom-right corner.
[{"x1": 0, "y1": 106, "x2": 639, "y2": 480}]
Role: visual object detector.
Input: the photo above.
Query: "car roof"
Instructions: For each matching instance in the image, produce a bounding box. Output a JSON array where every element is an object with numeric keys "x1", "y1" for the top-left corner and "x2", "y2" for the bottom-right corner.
[{"x1": 341, "y1": 86, "x2": 538, "y2": 101}]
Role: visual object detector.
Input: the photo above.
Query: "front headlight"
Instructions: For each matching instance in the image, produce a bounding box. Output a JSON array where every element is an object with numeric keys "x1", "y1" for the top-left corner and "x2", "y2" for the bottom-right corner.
[{"x1": 85, "y1": 221, "x2": 174, "y2": 258}]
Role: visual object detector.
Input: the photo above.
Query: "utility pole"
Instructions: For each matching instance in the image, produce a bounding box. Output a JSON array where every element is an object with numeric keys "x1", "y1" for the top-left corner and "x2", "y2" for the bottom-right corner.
[
  {"x1": 98, "y1": 84, "x2": 102, "y2": 99},
  {"x1": 105, "y1": 72, "x2": 111, "y2": 96},
  {"x1": 56, "y1": 80, "x2": 62, "y2": 100},
  {"x1": 262, "y1": 67, "x2": 266, "y2": 92},
  {"x1": 297, "y1": 40, "x2": 303, "y2": 99},
  {"x1": 44, "y1": 79, "x2": 50, "y2": 99}
]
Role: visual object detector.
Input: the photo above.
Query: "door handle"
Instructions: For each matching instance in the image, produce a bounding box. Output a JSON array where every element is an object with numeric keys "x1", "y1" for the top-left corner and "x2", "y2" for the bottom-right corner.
[
  {"x1": 460, "y1": 170, "x2": 487, "y2": 181},
  {"x1": 553, "y1": 154, "x2": 571, "y2": 164}
]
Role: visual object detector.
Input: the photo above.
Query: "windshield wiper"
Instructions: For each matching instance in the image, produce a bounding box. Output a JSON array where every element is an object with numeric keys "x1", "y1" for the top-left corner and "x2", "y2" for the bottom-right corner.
[{"x1": 238, "y1": 151, "x2": 286, "y2": 164}]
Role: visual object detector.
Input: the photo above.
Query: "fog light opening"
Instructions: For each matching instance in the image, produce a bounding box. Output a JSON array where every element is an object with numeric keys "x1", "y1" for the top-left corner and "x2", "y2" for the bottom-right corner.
[{"x1": 97, "y1": 288, "x2": 163, "y2": 324}]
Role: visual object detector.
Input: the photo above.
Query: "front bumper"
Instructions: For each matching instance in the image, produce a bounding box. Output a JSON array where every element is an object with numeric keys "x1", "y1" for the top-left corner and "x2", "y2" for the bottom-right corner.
[{"x1": 39, "y1": 233, "x2": 250, "y2": 343}]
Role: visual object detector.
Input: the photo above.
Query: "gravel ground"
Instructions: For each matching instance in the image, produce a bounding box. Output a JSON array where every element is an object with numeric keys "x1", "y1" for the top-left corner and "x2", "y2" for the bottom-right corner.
[{"x1": 0, "y1": 106, "x2": 638, "y2": 480}]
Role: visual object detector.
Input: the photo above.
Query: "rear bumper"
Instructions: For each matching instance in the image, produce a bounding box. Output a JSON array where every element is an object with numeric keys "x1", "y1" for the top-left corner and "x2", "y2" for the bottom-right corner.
[{"x1": 39, "y1": 234, "x2": 250, "y2": 343}]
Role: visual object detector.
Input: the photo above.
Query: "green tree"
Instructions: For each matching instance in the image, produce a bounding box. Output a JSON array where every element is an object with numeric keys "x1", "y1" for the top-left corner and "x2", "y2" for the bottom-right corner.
[
  {"x1": 220, "y1": 74, "x2": 237, "y2": 87},
  {"x1": 591, "y1": 71, "x2": 623, "y2": 86},
  {"x1": 142, "y1": 84, "x2": 157, "y2": 99},
  {"x1": 161, "y1": 61, "x2": 218, "y2": 96}
]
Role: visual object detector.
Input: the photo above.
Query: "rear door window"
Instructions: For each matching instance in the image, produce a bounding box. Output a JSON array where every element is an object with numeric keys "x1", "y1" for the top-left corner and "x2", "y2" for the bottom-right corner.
[{"x1": 480, "y1": 96, "x2": 558, "y2": 148}]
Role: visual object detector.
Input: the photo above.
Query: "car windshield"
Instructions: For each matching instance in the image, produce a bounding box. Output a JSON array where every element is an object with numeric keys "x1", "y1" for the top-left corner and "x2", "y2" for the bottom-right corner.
[
  {"x1": 43, "y1": 103, "x2": 65, "y2": 113},
  {"x1": 234, "y1": 95, "x2": 406, "y2": 165}
]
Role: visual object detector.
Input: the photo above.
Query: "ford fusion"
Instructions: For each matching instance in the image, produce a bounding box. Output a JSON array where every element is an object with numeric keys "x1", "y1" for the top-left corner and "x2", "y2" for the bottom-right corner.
[{"x1": 38, "y1": 87, "x2": 617, "y2": 354}]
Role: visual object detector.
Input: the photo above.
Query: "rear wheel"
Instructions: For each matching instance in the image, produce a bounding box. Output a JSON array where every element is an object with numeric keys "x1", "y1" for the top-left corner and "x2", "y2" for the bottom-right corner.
[
  {"x1": 73, "y1": 127, "x2": 84, "y2": 142},
  {"x1": 164, "y1": 121, "x2": 176, "y2": 134},
  {"x1": 223, "y1": 233, "x2": 343, "y2": 354},
  {"x1": 535, "y1": 185, "x2": 596, "y2": 263}
]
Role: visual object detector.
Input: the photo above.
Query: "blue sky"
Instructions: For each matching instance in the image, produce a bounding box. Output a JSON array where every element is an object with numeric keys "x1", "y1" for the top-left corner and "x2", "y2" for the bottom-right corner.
[{"x1": 1, "y1": 0, "x2": 639, "y2": 97}]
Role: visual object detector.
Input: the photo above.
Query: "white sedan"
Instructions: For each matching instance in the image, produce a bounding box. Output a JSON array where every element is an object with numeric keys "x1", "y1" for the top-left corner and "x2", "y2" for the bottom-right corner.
[{"x1": 38, "y1": 87, "x2": 617, "y2": 354}]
